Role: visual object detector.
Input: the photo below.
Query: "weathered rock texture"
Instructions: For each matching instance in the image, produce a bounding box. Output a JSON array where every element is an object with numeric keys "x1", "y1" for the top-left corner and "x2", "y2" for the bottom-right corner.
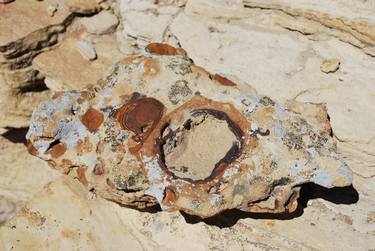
[
  {"x1": 26, "y1": 43, "x2": 352, "y2": 217},
  {"x1": 1, "y1": 0, "x2": 375, "y2": 250},
  {"x1": 0, "y1": 0, "x2": 115, "y2": 129}
]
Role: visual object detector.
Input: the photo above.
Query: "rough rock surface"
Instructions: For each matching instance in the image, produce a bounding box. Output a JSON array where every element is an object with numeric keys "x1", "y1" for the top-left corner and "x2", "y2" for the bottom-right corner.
[
  {"x1": 0, "y1": 0, "x2": 113, "y2": 129},
  {"x1": 1, "y1": 0, "x2": 375, "y2": 250},
  {"x1": 1, "y1": 175, "x2": 373, "y2": 250},
  {"x1": 81, "y1": 10, "x2": 119, "y2": 35},
  {"x1": 0, "y1": 134, "x2": 60, "y2": 225},
  {"x1": 26, "y1": 43, "x2": 352, "y2": 218}
]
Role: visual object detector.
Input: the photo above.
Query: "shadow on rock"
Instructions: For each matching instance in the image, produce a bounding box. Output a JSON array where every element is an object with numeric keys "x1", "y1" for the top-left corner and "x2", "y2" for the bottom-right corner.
[
  {"x1": 1, "y1": 127, "x2": 29, "y2": 145},
  {"x1": 181, "y1": 183, "x2": 359, "y2": 228}
]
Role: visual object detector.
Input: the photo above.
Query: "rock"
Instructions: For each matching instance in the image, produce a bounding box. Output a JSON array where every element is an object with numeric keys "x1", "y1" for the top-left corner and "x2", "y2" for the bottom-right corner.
[
  {"x1": 320, "y1": 58, "x2": 340, "y2": 73},
  {"x1": 81, "y1": 11, "x2": 119, "y2": 35},
  {"x1": 243, "y1": 0, "x2": 375, "y2": 56},
  {"x1": 0, "y1": 177, "x2": 147, "y2": 250},
  {"x1": 0, "y1": 134, "x2": 60, "y2": 219},
  {"x1": 0, "y1": 70, "x2": 53, "y2": 128},
  {"x1": 33, "y1": 32, "x2": 125, "y2": 90},
  {"x1": 75, "y1": 39, "x2": 97, "y2": 61},
  {"x1": 1, "y1": 0, "x2": 375, "y2": 250},
  {"x1": 1, "y1": 174, "x2": 374, "y2": 250},
  {"x1": 166, "y1": 4, "x2": 375, "y2": 178},
  {"x1": 0, "y1": 0, "x2": 72, "y2": 129},
  {"x1": 26, "y1": 43, "x2": 352, "y2": 218},
  {"x1": 118, "y1": 0, "x2": 181, "y2": 43}
]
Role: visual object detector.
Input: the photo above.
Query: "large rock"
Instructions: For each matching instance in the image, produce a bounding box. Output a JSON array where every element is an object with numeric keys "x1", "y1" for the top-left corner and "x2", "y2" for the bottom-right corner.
[
  {"x1": 0, "y1": 0, "x2": 375, "y2": 250},
  {"x1": 162, "y1": 0, "x2": 375, "y2": 178},
  {"x1": 0, "y1": 0, "x2": 106, "y2": 129},
  {"x1": 26, "y1": 43, "x2": 352, "y2": 218}
]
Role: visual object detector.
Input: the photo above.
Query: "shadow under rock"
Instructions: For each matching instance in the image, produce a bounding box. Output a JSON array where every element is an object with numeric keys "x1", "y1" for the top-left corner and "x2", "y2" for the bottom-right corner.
[
  {"x1": 1, "y1": 127, "x2": 29, "y2": 145},
  {"x1": 182, "y1": 183, "x2": 359, "y2": 228}
]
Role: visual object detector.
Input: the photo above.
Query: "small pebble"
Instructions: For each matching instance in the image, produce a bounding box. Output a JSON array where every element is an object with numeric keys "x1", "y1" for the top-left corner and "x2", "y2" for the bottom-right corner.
[{"x1": 320, "y1": 58, "x2": 340, "y2": 73}]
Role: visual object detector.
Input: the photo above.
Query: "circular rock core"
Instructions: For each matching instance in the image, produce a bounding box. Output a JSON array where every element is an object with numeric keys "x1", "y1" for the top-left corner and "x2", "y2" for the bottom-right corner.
[{"x1": 162, "y1": 114, "x2": 238, "y2": 180}]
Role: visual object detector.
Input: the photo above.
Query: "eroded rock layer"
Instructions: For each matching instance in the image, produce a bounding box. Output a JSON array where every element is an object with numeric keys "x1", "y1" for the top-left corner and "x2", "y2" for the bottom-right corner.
[{"x1": 26, "y1": 43, "x2": 352, "y2": 217}]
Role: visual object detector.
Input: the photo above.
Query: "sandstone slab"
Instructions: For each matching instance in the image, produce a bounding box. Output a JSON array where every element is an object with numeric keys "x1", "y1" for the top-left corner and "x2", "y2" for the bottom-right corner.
[
  {"x1": 33, "y1": 32, "x2": 125, "y2": 90},
  {"x1": 0, "y1": 135, "x2": 60, "y2": 225}
]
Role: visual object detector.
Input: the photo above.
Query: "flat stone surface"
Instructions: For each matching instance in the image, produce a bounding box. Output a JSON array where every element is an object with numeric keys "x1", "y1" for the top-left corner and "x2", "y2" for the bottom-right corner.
[
  {"x1": 164, "y1": 116, "x2": 237, "y2": 180},
  {"x1": 64, "y1": 0, "x2": 101, "y2": 14},
  {"x1": 167, "y1": 5, "x2": 375, "y2": 177},
  {"x1": 1, "y1": 174, "x2": 374, "y2": 250},
  {"x1": 75, "y1": 39, "x2": 97, "y2": 61},
  {"x1": 0, "y1": 136, "x2": 60, "y2": 224},
  {"x1": 33, "y1": 32, "x2": 124, "y2": 90},
  {"x1": 1, "y1": 0, "x2": 375, "y2": 250},
  {"x1": 0, "y1": 0, "x2": 70, "y2": 46}
]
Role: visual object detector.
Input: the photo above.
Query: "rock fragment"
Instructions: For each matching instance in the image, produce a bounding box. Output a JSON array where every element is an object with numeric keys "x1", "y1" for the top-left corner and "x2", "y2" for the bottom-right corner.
[
  {"x1": 26, "y1": 43, "x2": 353, "y2": 218},
  {"x1": 320, "y1": 58, "x2": 340, "y2": 73},
  {"x1": 81, "y1": 11, "x2": 119, "y2": 35},
  {"x1": 33, "y1": 33, "x2": 125, "y2": 90}
]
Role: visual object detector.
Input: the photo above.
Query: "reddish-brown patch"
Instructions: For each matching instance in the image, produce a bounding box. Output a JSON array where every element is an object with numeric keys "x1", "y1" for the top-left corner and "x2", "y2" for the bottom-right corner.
[
  {"x1": 213, "y1": 74, "x2": 237, "y2": 87},
  {"x1": 48, "y1": 160, "x2": 57, "y2": 169},
  {"x1": 47, "y1": 141, "x2": 67, "y2": 158},
  {"x1": 115, "y1": 97, "x2": 164, "y2": 142},
  {"x1": 128, "y1": 142, "x2": 142, "y2": 155},
  {"x1": 26, "y1": 140, "x2": 38, "y2": 156},
  {"x1": 76, "y1": 166, "x2": 89, "y2": 187},
  {"x1": 146, "y1": 43, "x2": 187, "y2": 56},
  {"x1": 163, "y1": 187, "x2": 177, "y2": 206},
  {"x1": 93, "y1": 163, "x2": 105, "y2": 175},
  {"x1": 81, "y1": 108, "x2": 104, "y2": 132}
]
